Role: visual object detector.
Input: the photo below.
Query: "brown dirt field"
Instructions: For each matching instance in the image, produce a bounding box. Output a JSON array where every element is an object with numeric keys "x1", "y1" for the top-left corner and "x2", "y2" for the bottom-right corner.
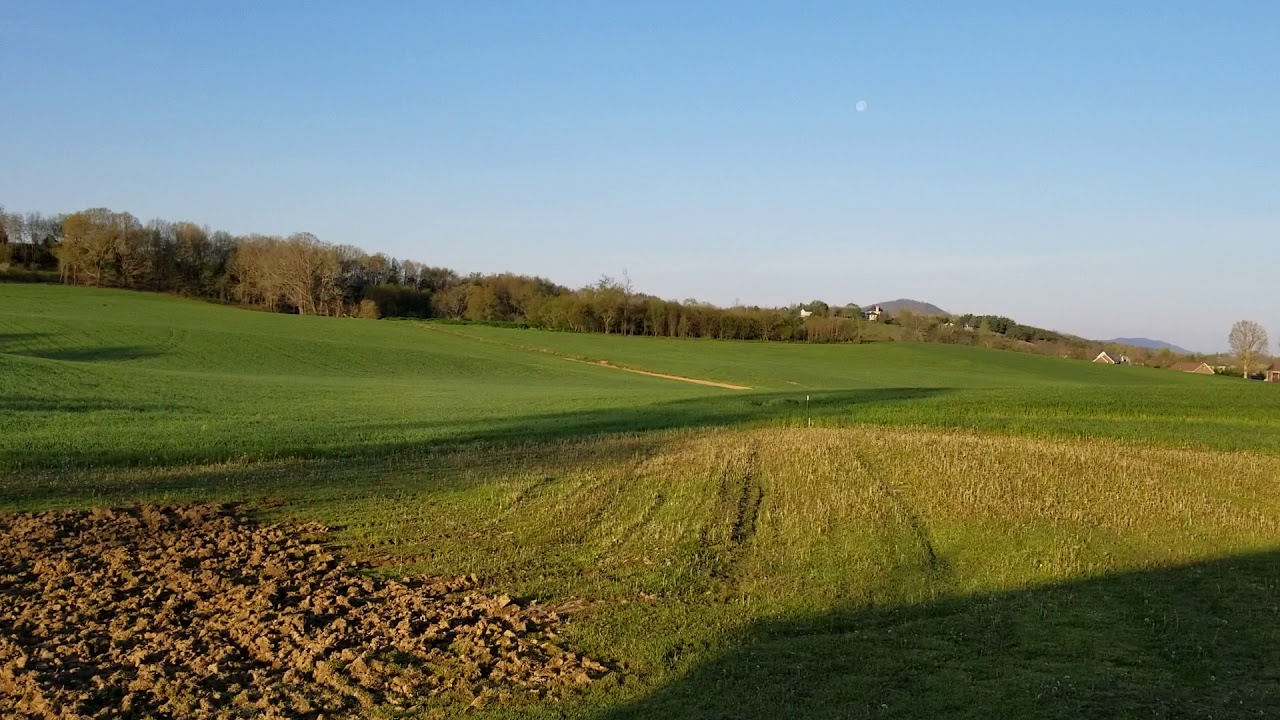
[
  {"x1": 0, "y1": 503, "x2": 608, "y2": 719},
  {"x1": 563, "y1": 357, "x2": 752, "y2": 390}
]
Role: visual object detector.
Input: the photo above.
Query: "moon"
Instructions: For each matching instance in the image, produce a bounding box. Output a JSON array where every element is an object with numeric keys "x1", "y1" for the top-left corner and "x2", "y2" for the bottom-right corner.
[{"x1": 855, "y1": 100, "x2": 868, "y2": 112}]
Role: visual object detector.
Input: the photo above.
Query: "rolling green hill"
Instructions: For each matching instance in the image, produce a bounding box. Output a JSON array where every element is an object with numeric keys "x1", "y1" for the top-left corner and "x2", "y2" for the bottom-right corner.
[
  {"x1": 3, "y1": 284, "x2": 1277, "y2": 471},
  {"x1": 2, "y1": 283, "x2": 1278, "y2": 719},
  {"x1": 0, "y1": 284, "x2": 714, "y2": 468},
  {"x1": 441, "y1": 321, "x2": 1187, "y2": 390}
]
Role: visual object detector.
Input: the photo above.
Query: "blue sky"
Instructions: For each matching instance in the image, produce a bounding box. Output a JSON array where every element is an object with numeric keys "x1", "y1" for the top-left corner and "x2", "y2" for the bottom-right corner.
[{"x1": 2, "y1": 1, "x2": 1277, "y2": 351}]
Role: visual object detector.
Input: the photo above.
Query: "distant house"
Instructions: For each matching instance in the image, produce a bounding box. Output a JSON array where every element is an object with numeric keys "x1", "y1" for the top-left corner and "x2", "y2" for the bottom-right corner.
[
  {"x1": 1267, "y1": 360, "x2": 1280, "y2": 383},
  {"x1": 1093, "y1": 351, "x2": 1130, "y2": 365},
  {"x1": 863, "y1": 305, "x2": 884, "y2": 322},
  {"x1": 1169, "y1": 360, "x2": 1215, "y2": 375}
]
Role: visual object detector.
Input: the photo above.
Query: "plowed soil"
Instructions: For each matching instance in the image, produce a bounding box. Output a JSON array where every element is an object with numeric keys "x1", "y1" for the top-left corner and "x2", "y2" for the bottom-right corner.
[{"x1": 0, "y1": 503, "x2": 608, "y2": 719}]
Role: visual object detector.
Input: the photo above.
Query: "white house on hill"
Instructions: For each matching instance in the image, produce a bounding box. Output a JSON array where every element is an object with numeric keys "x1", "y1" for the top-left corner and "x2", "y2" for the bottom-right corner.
[{"x1": 1093, "y1": 351, "x2": 1131, "y2": 365}]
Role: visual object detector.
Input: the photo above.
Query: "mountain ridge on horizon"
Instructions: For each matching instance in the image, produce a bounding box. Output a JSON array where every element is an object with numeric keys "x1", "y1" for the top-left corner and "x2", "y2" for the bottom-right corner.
[
  {"x1": 865, "y1": 299, "x2": 950, "y2": 316},
  {"x1": 1105, "y1": 337, "x2": 1191, "y2": 354},
  {"x1": 863, "y1": 299, "x2": 1196, "y2": 354}
]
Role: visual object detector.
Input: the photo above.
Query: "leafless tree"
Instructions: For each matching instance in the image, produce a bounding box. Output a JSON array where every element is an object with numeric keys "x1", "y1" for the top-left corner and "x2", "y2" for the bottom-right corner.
[
  {"x1": 2, "y1": 210, "x2": 26, "y2": 246},
  {"x1": 1228, "y1": 320, "x2": 1269, "y2": 378},
  {"x1": 433, "y1": 284, "x2": 469, "y2": 318},
  {"x1": 58, "y1": 208, "x2": 142, "y2": 286}
]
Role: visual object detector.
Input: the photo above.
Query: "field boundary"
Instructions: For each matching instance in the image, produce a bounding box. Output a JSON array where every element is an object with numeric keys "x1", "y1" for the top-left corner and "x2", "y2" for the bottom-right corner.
[
  {"x1": 560, "y1": 357, "x2": 752, "y2": 390},
  {"x1": 419, "y1": 322, "x2": 752, "y2": 389}
]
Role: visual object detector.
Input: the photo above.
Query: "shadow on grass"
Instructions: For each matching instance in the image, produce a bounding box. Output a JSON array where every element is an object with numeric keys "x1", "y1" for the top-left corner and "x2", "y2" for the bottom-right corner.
[
  {"x1": 1, "y1": 331, "x2": 162, "y2": 363},
  {"x1": 599, "y1": 550, "x2": 1280, "y2": 720},
  {"x1": 0, "y1": 332, "x2": 49, "y2": 349},
  {"x1": 0, "y1": 395, "x2": 186, "y2": 413},
  {"x1": 378, "y1": 387, "x2": 952, "y2": 447},
  {"x1": 0, "y1": 387, "x2": 952, "y2": 475},
  {"x1": 10, "y1": 345, "x2": 163, "y2": 362},
  {"x1": 0, "y1": 428, "x2": 671, "y2": 510}
]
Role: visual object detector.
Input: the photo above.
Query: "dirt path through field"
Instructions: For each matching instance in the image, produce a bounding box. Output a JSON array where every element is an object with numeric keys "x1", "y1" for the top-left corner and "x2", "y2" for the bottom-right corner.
[
  {"x1": 562, "y1": 357, "x2": 752, "y2": 390},
  {"x1": 418, "y1": 323, "x2": 751, "y2": 390}
]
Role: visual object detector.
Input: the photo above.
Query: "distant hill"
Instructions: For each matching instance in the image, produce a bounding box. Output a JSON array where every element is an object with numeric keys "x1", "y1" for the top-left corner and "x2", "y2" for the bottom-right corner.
[
  {"x1": 866, "y1": 299, "x2": 950, "y2": 317},
  {"x1": 1107, "y1": 337, "x2": 1189, "y2": 354}
]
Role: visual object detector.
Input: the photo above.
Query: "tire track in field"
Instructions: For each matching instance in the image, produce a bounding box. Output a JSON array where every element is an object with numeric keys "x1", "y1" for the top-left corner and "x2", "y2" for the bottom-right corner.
[
  {"x1": 608, "y1": 491, "x2": 668, "y2": 550},
  {"x1": 694, "y1": 442, "x2": 764, "y2": 584},
  {"x1": 506, "y1": 475, "x2": 557, "y2": 512},
  {"x1": 850, "y1": 451, "x2": 951, "y2": 586},
  {"x1": 528, "y1": 451, "x2": 656, "y2": 550}
]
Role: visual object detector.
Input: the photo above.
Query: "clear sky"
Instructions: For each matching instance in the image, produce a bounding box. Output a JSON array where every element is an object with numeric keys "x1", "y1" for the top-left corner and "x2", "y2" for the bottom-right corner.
[{"x1": 2, "y1": 2, "x2": 1277, "y2": 352}]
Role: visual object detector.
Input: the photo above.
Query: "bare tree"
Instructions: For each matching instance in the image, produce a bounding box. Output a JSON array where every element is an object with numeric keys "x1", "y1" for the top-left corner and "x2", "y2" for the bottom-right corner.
[
  {"x1": 113, "y1": 215, "x2": 150, "y2": 288},
  {"x1": 59, "y1": 208, "x2": 141, "y2": 286},
  {"x1": 590, "y1": 275, "x2": 626, "y2": 334},
  {"x1": 433, "y1": 284, "x2": 469, "y2": 318},
  {"x1": 1228, "y1": 320, "x2": 1269, "y2": 378},
  {"x1": 2, "y1": 211, "x2": 26, "y2": 248},
  {"x1": 274, "y1": 233, "x2": 342, "y2": 315},
  {"x1": 619, "y1": 269, "x2": 635, "y2": 335},
  {"x1": 228, "y1": 235, "x2": 285, "y2": 311}
]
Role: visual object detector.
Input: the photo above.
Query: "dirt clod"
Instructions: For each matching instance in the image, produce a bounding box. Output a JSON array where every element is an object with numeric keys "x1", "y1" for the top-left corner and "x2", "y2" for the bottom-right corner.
[{"x1": 0, "y1": 503, "x2": 608, "y2": 719}]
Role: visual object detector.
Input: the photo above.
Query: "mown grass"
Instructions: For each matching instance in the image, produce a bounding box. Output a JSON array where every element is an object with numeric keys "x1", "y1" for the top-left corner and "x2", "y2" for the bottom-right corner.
[{"x1": 2, "y1": 283, "x2": 1278, "y2": 718}]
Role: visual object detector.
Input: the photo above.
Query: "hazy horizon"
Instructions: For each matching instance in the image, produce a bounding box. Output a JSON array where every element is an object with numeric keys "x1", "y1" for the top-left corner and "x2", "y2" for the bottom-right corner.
[{"x1": 3, "y1": 2, "x2": 1277, "y2": 353}]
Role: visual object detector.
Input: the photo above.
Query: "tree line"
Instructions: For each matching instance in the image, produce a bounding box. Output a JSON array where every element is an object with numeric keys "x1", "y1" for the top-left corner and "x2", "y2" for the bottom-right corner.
[
  {"x1": 0, "y1": 205, "x2": 874, "y2": 341},
  {"x1": 0, "y1": 204, "x2": 1221, "y2": 362}
]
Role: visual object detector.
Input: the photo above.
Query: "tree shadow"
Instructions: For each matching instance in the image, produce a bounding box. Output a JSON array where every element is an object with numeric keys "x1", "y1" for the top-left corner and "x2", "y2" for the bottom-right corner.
[
  {"x1": 1, "y1": 331, "x2": 162, "y2": 363},
  {"x1": 8, "y1": 346, "x2": 163, "y2": 362},
  {"x1": 0, "y1": 387, "x2": 953, "y2": 474},
  {"x1": 0, "y1": 332, "x2": 49, "y2": 351},
  {"x1": 0, "y1": 428, "x2": 674, "y2": 509},
  {"x1": 0, "y1": 395, "x2": 185, "y2": 413},
  {"x1": 363, "y1": 387, "x2": 953, "y2": 449},
  {"x1": 599, "y1": 550, "x2": 1280, "y2": 719}
]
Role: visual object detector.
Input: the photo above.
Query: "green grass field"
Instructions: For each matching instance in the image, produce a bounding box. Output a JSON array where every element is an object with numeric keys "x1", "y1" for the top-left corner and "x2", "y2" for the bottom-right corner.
[{"x1": 2, "y1": 283, "x2": 1277, "y2": 718}]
